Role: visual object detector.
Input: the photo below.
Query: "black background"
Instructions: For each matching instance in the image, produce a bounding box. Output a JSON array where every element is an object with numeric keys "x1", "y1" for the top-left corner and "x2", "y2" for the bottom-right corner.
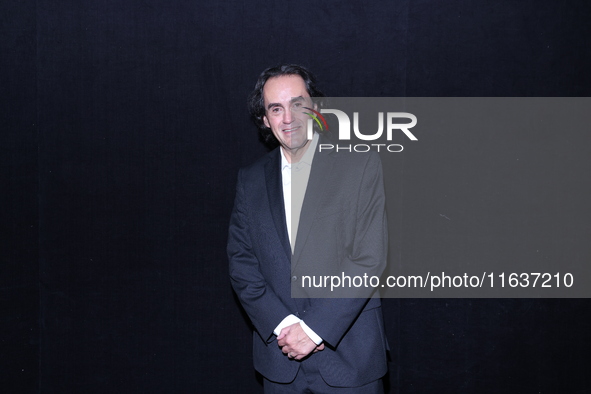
[{"x1": 2, "y1": 0, "x2": 590, "y2": 392}]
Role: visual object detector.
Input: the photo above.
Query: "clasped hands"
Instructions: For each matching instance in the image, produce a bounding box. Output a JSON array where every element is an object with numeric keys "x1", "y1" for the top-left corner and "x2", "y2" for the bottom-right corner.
[{"x1": 277, "y1": 322, "x2": 325, "y2": 361}]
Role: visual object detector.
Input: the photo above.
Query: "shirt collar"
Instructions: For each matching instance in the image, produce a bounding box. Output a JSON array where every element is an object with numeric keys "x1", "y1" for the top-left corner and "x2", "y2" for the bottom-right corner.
[{"x1": 280, "y1": 132, "x2": 319, "y2": 170}]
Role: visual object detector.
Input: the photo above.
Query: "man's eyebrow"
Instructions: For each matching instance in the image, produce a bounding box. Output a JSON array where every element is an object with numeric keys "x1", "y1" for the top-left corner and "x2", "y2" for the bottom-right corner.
[
  {"x1": 266, "y1": 102, "x2": 282, "y2": 110},
  {"x1": 266, "y1": 96, "x2": 306, "y2": 110}
]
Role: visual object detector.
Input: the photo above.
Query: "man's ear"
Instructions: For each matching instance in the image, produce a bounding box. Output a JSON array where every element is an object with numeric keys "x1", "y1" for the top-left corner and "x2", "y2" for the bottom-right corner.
[{"x1": 263, "y1": 115, "x2": 270, "y2": 128}]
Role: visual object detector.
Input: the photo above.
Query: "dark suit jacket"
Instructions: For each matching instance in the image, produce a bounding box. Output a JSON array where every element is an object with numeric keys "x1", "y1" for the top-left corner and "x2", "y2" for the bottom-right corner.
[{"x1": 228, "y1": 138, "x2": 388, "y2": 387}]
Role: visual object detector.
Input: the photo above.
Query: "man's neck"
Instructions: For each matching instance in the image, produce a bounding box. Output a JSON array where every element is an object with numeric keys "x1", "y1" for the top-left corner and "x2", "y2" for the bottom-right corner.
[{"x1": 281, "y1": 141, "x2": 310, "y2": 164}]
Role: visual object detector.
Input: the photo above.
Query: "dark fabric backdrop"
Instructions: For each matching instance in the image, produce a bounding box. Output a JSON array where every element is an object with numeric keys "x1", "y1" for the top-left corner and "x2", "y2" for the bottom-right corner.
[{"x1": 2, "y1": 0, "x2": 590, "y2": 392}]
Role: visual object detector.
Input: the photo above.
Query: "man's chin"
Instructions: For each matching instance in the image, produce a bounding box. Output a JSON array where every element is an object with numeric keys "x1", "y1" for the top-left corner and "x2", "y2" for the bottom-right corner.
[{"x1": 287, "y1": 138, "x2": 310, "y2": 151}]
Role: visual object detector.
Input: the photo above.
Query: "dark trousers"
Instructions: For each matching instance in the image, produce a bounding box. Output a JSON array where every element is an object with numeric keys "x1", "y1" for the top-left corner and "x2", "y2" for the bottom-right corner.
[{"x1": 263, "y1": 358, "x2": 384, "y2": 394}]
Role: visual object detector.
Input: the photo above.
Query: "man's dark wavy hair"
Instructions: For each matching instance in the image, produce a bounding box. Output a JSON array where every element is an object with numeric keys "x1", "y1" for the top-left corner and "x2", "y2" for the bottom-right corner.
[{"x1": 248, "y1": 64, "x2": 326, "y2": 145}]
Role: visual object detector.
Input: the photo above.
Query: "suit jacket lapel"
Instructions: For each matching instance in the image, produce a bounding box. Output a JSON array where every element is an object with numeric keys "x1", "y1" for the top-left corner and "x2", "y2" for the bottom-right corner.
[
  {"x1": 264, "y1": 149, "x2": 292, "y2": 262},
  {"x1": 292, "y1": 143, "x2": 335, "y2": 269}
]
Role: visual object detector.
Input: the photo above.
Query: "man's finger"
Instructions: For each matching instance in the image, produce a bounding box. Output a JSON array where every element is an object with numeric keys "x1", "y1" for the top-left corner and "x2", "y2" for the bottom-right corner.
[{"x1": 312, "y1": 343, "x2": 325, "y2": 353}]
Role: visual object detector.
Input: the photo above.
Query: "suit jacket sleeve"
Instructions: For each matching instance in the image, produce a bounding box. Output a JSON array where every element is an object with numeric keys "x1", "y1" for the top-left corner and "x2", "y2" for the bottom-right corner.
[
  {"x1": 297, "y1": 152, "x2": 388, "y2": 347},
  {"x1": 227, "y1": 168, "x2": 293, "y2": 343}
]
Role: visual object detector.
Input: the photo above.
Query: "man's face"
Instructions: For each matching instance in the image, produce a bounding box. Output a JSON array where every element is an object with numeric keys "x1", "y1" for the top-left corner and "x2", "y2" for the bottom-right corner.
[{"x1": 262, "y1": 75, "x2": 313, "y2": 153}]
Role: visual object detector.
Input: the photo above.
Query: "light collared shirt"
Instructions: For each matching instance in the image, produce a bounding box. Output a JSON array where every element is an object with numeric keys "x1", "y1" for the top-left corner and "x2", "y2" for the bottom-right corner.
[
  {"x1": 273, "y1": 133, "x2": 323, "y2": 345},
  {"x1": 280, "y1": 132, "x2": 318, "y2": 252}
]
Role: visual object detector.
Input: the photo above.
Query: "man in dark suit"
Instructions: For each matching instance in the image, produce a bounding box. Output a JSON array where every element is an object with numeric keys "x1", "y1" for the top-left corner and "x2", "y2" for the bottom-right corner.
[{"x1": 228, "y1": 64, "x2": 388, "y2": 393}]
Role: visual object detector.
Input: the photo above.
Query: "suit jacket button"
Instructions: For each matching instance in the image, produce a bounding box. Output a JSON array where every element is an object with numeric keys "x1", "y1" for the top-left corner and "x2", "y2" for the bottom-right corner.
[{"x1": 291, "y1": 276, "x2": 297, "y2": 282}]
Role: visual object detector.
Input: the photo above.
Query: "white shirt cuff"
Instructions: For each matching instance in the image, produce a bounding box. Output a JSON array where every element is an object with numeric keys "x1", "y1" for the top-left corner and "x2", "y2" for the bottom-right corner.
[
  {"x1": 300, "y1": 320, "x2": 323, "y2": 345},
  {"x1": 273, "y1": 314, "x2": 301, "y2": 336},
  {"x1": 273, "y1": 315, "x2": 323, "y2": 346}
]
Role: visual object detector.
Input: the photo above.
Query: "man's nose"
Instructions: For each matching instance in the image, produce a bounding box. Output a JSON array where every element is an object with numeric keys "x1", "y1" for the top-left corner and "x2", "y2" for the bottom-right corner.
[{"x1": 282, "y1": 109, "x2": 293, "y2": 123}]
